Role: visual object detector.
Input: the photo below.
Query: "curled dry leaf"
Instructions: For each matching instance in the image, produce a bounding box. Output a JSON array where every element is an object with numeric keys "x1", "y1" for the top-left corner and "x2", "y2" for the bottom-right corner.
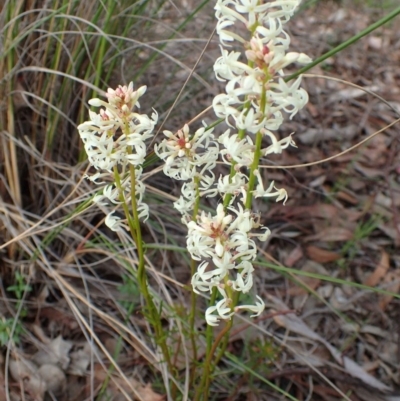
[
  {"x1": 68, "y1": 342, "x2": 93, "y2": 376},
  {"x1": 32, "y1": 335, "x2": 72, "y2": 370},
  {"x1": 37, "y1": 364, "x2": 66, "y2": 395},
  {"x1": 9, "y1": 357, "x2": 46, "y2": 401}
]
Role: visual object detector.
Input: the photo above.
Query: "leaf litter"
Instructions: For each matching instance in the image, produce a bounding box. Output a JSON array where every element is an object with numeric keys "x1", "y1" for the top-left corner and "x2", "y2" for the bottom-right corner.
[{"x1": 0, "y1": 0, "x2": 399, "y2": 400}]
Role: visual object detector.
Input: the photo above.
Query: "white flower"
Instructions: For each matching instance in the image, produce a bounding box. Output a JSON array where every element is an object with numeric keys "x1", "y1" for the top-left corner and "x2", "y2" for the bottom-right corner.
[
  {"x1": 234, "y1": 0, "x2": 270, "y2": 27},
  {"x1": 262, "y1": 130, "x2": 296, "y2": 155},
  {"x1": 155, "y1": 124, "x2": 218, "y2": 186},
  {"x1": 190, "y1": 0, "x2": 309, "y2": 326},
  {"x1": 187, "y1": 203, "x2": 233, "y2": 260},
  {"x1": 129, "y1": 110, "x2": 158, "y2": 138},
  {"x1": 263, "y1": 0, "x2": 300, "y2": 22},
  {"x1": 174, "y1": 195, "x2": 195, "y2": 215},
  {"x1": 106, "y1": 83, "x2": 147, "y2": 112},
  {"x1": 93, "y1": 183, "x2": 120, "y2": 206},
  {"x1": 231, "y1": 261, "x2": 254, "y2": 293},
  {"x1": 254, "y1": 18, "x2": 287, "y2": 45},
  {"x1": 225, "y1": 71, "x2": 264, "y2": 101},
  {"x1": 253, "y1": 226, "x2": 271, "y2": 242},
  {"x1": 216, "y1": 19, "x2": 245, "y2": 46},
  {"x1": 214, "y1": 48, "x2": 249, "y2": 81},
  {"x1": 79, "y1": 82, "x2": 154, "y2": 229},
  {"x1": 233, "y1": 108, "x2": 265, "y2": 134},
  {"x1": 215, "y1": 1, "x2": 243, "y2": 24},
  {"x1": 105, "y1": 212, "x2": 124, "y2": 232},
  {"x1": 137, "y1": 199, "x2": 150, "y2": 222},
  {"x1": 253, "y1": 170, "x2": 288, "y2": 204},
  {"x1": 212, "y1": 252, "x2": 235, "y2": 272},
  {"x1": 235, "y1": 295, "x2": 265, "y2": 317},
  {"x1": 218, "y1": 172, "x2": 247, "y2": 197},
  {"x1": 218, "y1": 131, "x2": 254, "y2": 166},
  {"x1": 228, "y1": 203, "x2": 253, "y2": 233},
  {"x1": 212, "y1": 93, "x2": 241, "y2": 123},
  {"x1": 216, "y1": 298, "x2": 235, "y2": 320},
  {"x1": 192, "y1": 262, "x2": 221, "y2": 294},
  {"x1": 268, "y1": 77, "x2": 309, "y2": 118},
  {"x1": 205, "y1": 305, "x2": 221, "y2": 326}
]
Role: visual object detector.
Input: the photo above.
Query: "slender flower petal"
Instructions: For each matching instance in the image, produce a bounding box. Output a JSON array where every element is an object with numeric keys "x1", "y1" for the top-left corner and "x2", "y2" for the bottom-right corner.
[{"x1": 235, "y1": 295, "x2": 265, "y2": 317}]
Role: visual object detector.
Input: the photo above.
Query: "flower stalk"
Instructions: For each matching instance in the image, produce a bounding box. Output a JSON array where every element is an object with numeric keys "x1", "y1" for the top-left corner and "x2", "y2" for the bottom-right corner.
[
  {"x1": 78, "y1": 1, "x2": 312, "y2": 398},
  {"x1": 78, "y1": 82, "x2": 174, "y2": 385}
]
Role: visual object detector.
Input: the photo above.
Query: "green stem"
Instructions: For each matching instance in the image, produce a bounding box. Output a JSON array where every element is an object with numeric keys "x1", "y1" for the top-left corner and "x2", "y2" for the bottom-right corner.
[
  {"x1": 194, "y1": 316, "x2": 232, "y2": 401},
  {"x1": 193, "y1": 286, "x2": 217, "y2": 401},
  {"x1": 189, "y1": 258, "x2": 198, "y2": 381},
  {"x1": 114, "y1": 153, "x2": 175, "y2": 394},
  {"x1": 205, "y1": 288, "x2": 218, "y2": 359},
  {"x1": 202, "y1": 37, "x2": 270, "y2": 401},
  {"x1": 212, "y1": 291, "x2": 239, "y2": 368},
  {"x1": 127, "y1": 164, "x2": 175, "y2": 387},
  {"x1": 113, "y1": 167, "x2": 137, "y2": 241},
  {"x1": 189, "y1": 176, "x2": 201, "y2": 385},
  {"x1": 245, "y1": 131, "x2": 263, "y2": 209}
]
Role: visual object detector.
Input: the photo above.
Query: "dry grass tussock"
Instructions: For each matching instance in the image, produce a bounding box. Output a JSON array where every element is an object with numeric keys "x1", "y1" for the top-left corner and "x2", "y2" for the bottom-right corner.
[{"x1": 0, "y1": 0, "x2": 400, "y2": 400}]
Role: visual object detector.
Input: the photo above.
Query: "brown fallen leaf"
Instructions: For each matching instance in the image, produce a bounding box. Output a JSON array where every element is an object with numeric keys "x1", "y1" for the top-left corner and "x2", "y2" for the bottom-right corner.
[
  {"x1": 305, "y1": 227, "x2": 353, "y2": 242},
  {"x1": 39, "y1": 307, "x2": 79, "y2": 331},
  {"x1": 284, "y1": 246, "x2": 303, "y2": 267},
  {"x1": 363, "y1": 250, "x2": 390, "y2": 287},
  {"x1": 267, "y1": 203, "x2": 339, "y2": 220},
  {"x1": 306, "y1": 245, "x2": 342, "y2": 263},
  {"x1": 379, "y1": 271, "x2": 400, "y2": 311},
  {"x1": 354, "y1": 162, "x2": 385, "y2": 178},
  {"x1": 336, "y1": 190, "x2": 359, "y2": 205}
]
